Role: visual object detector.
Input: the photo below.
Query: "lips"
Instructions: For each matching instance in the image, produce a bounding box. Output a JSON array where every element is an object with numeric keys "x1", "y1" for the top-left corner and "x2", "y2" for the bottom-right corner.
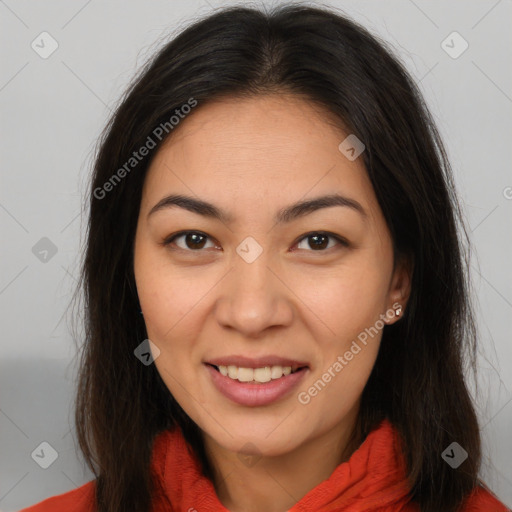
[{"x1": 205, "y1": 362, "x2": 309, "y2": 406}]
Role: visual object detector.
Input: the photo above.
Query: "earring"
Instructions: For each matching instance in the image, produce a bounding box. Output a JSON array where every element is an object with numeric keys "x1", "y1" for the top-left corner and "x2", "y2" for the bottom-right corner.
[{"x1": 395, "y1": 305, "x2": 402, "y2": 317}]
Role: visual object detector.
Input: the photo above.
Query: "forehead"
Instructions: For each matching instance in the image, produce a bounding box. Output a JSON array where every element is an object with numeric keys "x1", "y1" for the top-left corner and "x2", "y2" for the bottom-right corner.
[{"x1": 141, "y1": 94, "x2": 379, "y2": 224}]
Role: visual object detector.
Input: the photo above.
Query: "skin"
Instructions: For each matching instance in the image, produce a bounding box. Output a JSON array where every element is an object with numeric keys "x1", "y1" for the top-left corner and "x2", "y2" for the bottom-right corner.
[{"x1": 133, "y1": 93, "x2": 411, "y2": 512}]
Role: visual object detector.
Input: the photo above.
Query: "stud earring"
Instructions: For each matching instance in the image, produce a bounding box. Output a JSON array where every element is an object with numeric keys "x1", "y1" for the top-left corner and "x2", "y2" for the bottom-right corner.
[{"x1": 395, "y1": 305, "x2": 402, "y2": 317}]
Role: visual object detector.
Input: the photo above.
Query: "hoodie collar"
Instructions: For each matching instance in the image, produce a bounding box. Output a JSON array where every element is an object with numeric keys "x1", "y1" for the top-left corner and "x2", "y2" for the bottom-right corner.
[{"x1": 151, "y1": 418, "x2": 416, "y2": 511}]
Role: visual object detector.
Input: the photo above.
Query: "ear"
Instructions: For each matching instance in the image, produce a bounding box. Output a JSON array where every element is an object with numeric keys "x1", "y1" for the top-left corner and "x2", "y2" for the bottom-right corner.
[{"x1": 384, "y1": 253, "x2": 413, "y2": 325}]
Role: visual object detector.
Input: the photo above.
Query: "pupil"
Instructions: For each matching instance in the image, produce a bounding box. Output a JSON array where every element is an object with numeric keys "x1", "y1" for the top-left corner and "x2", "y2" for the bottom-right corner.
[
  {"x1": 187, "y1": 233, "x2": 206, "y2": 249},
  {"x1": 310, "y1": 234, "x2": 327, "y2": 250}
]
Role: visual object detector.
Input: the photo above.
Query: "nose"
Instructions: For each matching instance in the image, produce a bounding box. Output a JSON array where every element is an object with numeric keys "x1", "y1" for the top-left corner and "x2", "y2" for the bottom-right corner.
[{"x1": 214, "y1": 250, "x2": 294, "y2": 337}]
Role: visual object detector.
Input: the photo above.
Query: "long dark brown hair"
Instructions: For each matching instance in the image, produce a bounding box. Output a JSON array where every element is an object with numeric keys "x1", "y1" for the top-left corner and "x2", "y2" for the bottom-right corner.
[{"x1": 72, "y1": 4, "x2": 484, "y2": 511}]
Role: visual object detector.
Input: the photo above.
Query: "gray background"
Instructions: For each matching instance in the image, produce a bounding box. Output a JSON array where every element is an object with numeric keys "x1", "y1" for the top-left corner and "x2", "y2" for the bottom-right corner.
[{"x1": 1, "y1": 0, "x2": 511, "y2": 510}]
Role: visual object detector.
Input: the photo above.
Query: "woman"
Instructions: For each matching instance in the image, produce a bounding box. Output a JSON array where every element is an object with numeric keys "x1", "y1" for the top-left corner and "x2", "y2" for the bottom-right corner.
[{"x1": 21, "y1": 4, "x2": 509, "y2": 512}]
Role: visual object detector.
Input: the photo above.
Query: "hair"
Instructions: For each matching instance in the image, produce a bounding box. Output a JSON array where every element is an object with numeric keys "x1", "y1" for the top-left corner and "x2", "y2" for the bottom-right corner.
[{"x1": 72, "y1": 3, "x2": 484, "y2": 511}]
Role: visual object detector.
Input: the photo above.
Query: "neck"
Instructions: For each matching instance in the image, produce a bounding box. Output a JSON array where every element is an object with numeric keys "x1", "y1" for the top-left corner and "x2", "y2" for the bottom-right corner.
[{"x1": 202, "y1": 405, "x2": 361, "y2": 512}]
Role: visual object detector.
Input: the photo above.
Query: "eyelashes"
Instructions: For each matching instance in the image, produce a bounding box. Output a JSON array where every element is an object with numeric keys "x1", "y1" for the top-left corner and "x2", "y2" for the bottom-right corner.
[{"x1": 162, "y1": 230, "x2": 349, "y2": 254}]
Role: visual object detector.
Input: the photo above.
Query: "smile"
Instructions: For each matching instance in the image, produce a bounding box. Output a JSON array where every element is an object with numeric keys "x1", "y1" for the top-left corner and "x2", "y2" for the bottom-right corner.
[
  {"x1": 212, "y1": 364, "x2": 305, "y2": 383},
  {"x1": 204, "y1": 363, "x2": 309, "y2": 406}
]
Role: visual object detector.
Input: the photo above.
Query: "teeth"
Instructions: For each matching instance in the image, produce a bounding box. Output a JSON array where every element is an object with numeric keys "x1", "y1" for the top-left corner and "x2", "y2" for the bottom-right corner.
[
  {"x1": 271, "y1": 366, "x2": 283, "y2": 379},
  {"x1": 217, "y1": 365, "x2": 297, "y2": 383},
  {"x1": 227, "y1": 365, "x2": 238, "y2": 379}
]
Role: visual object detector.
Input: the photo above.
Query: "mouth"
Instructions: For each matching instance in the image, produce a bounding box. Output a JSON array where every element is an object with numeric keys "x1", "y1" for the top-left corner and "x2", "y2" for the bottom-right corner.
[
  {"x1": 205, "y1": 363, "x2": 308, "y2": 383},
  {"x1": 204, "y1": 361, "x2": 310, "y2": 406}
]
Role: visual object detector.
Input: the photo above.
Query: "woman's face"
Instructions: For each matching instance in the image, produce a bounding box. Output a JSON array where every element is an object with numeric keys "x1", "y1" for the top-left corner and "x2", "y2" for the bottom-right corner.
[{"x1": 134, "y1": 94, "x2": 410, "y2": 457}]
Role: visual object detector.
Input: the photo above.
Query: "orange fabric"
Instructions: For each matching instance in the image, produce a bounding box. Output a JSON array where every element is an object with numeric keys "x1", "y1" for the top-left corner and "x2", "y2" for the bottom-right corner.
[{"x1": 20, "y1": 419, "x2": 509, "y2": 512}]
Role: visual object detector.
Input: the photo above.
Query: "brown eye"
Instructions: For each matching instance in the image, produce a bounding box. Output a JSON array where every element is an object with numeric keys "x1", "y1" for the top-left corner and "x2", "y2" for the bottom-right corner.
[
  {"x1": 163, "y1": 230, "x2": 347, "y2": 253},
  {"x1": 164, "y1": 231, "x2": 216, "y2": 251},
  {"x1": 295, "y1": 232, "x2": 347, "y2": 252}
]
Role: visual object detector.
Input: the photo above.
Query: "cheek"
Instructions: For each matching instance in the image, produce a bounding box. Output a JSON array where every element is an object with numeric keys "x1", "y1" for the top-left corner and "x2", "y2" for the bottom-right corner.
[
  {"x1": 134, "y1": 242, "x2": 209, "y2": 341},
  {"x1": 298, "y1": 347, "x2": 379, "y2": 422},
  {"x1": 296, "y1": 302, "x2": 383, "y2": 417},
  {"x1": 294, "y1": 259, "x2": 390, "y2": 343},
  {"x1": 292, "y1": 254, "x2": 389, "y2": 407},
  {"x1": 137, "y1": 268, "x2": 209, "y2": 401},
  {"x1": 139, "y1": 280, "x2": 206, "y2": 355}
]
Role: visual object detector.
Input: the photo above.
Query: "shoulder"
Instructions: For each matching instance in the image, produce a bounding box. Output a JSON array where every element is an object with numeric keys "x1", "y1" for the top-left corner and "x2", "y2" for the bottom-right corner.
[
  {"x1": 18, "y1": 480, "x2": 96, "y2": 512},
  {"x1": 459, "y1": 483, "x2": 510, "y2": 512}
]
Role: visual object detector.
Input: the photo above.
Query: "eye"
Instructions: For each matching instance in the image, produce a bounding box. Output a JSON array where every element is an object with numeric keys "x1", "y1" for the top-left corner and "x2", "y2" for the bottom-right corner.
[
  {"x1": 163, "y1": 231, "x2": 218, "y2": 251},
  {"x1": 163, "y1": 230, "x2": 348, "y2": 253},
  {"x1": 294, "y1": 231, "x2": 348, "y2": 252}
]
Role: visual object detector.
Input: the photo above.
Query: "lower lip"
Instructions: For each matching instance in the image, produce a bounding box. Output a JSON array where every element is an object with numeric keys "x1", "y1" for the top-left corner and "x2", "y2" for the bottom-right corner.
[{"x1": 205, "y1": 364, "x2": 308, "y2": 407}]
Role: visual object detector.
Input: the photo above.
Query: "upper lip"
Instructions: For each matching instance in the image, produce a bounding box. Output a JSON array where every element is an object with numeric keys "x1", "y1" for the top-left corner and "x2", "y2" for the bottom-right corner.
[{"x1": 205, "y1": 355, "x2": 309, "y2": 370}]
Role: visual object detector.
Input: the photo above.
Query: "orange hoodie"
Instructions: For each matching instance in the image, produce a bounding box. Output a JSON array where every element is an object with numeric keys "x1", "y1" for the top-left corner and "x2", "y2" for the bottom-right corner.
[{"x1": 19, "y1": 419, "x2": 509, "y2": 512}]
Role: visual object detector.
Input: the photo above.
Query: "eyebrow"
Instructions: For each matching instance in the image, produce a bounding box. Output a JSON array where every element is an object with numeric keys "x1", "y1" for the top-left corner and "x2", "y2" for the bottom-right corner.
[{"x1": 147, "y1": 193, "x2": 368, "y2": 224}]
